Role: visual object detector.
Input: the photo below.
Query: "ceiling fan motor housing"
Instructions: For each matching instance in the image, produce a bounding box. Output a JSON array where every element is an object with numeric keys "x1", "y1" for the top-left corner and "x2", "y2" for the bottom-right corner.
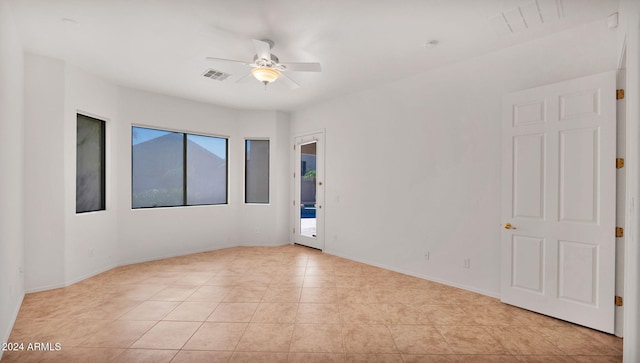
[{"x1": 253, "y1": 54, "x2": 280, "y2": 68}]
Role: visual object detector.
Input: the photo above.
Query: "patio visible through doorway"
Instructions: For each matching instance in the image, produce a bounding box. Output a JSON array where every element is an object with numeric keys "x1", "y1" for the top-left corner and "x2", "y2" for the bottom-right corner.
[
  {"x1": 300, "y1": 142, "x2": 317, "y2": 238},
  {"x1": 300, "y1": 204, "x2": 316, "y2": 237}
]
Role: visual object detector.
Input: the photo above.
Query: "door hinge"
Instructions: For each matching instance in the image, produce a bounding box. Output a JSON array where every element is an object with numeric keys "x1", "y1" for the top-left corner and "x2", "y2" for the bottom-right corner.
[
  {"x1": 616, "y1": 158, "x2": 624, "y2": 169},
  {"x1": 293, "y1": 172, "x2": 296, "y2": 178},
  {"x1": 293, "y1": 227, "x2": 295, "y2": 234},
  {"x1": 616, "y1": 227, "x2": 624, "y2": 238},
  {"x1": 616, "y1": 89, "x2": 625, "y2": 100},
  {"x1": 293, "y1": 144, "x2": 296, "y2": 150},
  {"x1": 615, "y1": 295, "x2": 623, "y2": 307},
  {"x1": 293, "y1": 200, "x2": 295, "y2": 206}
]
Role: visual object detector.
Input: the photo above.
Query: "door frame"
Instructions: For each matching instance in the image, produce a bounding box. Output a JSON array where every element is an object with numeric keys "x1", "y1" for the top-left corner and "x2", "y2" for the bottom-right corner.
[
  {"x1": 620, "y1": 1, "x2": 640, "y2": 359},
  {"x1": 615, "y1": 68, "x2": 626, "y2": 338},
  {"x1": 292, "y1": 129, "x2": 325, "y2": 250}
]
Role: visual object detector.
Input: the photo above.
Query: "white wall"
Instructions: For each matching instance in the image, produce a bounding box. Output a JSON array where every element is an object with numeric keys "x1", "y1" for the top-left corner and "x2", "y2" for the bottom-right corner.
[
  {"x1": 116, "y1": 88, "x2": 240, "y2": 264},
  {"x1": 274, "y1": 112, "x2": 292, "y2": 244},
  {"x1": 290, "y1": 19, "x2": 619, "y2": 296},
  {"x1": 23, "y1": 54, "x2": 66, "y2": 291},
  {"x1": 236, "y1": 111, "x2": 290, "y2": 246},
  {"x1": 20, "y1": 57, "x2": 292, "y2": 288},
  {"x1": 63, "y1": 65, "x2": 119, "y2": 284},
  {"x1": 6, "y1": 5, "x2": 632, "y2": 359},
  {"x1": 116, "y1": 89, "x2": 291, "y2": 264},
  {"x1": 0, "y1": 0, "x2": 25, "y2": 353},
  {"x1": 23, "y1": 55, "x2": 120, "y2": 291}
]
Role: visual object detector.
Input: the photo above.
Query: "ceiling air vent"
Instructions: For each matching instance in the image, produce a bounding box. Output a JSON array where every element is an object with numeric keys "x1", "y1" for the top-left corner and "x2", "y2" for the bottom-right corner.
[
  {"x1": 490, "y1": 0, "x2": 564, "y2": 36},
  {"x1": 202, "y1": 68, "x2": 230, "y2": 81}
]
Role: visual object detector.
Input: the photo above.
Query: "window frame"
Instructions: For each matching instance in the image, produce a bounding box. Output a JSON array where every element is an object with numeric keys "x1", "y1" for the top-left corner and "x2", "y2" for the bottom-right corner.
[
  {"x1": 244, "y1": 138, "x2": 270, "y2": 204},
  {"x1": 131, "y1": 125, "x2": 229, "y2": 209},
  {"x1": 76, "y1": 113, "x2": 106, "y2": 214}
]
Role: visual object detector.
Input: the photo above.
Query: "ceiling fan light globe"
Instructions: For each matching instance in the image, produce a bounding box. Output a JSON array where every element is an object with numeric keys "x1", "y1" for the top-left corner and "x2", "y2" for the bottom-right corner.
[{"x1": 251, "y1": 67, "x2": 280, "y2": 84}]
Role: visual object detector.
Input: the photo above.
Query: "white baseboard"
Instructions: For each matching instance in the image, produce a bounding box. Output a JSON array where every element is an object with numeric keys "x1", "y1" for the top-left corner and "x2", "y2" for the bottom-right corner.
[
  {"x1": 117, "y1": 242, "x2": 242, "y2": 267},
  {"x1": 25, "y1": 281, "x2": 67, "y2": 294},
  {"x1": 118, "y1": 242, "x2": 292, "y2": 267},
  {"x1": 26, "y1": 242, "x2": 294, "y2": 294},
  {"x1": 25, "y1": 263, "x2": 117, "y2": 293},
  {"x1": 324, "y1": 248, "x2": 500, "y2": 299},
  {"x1": 24, "y1": 242, "x2": 499, "y2": 302},
  {"x1": 64, "y1": 263, "x2": 119, "y2": 288}
]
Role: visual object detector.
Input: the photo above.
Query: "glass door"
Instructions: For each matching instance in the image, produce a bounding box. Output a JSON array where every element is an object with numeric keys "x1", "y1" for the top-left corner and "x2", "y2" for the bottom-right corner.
[{"x1": 294, "y1": 131, "x2": 324, "y2": 250}]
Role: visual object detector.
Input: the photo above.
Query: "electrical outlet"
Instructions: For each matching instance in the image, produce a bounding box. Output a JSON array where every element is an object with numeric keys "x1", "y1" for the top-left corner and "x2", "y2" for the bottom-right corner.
[
  {"x1": 18, "y1": 266, "x2": 23, "y2": 276},
  {"x1": 464, "y1": 259, "x2": 471, "y2": 268},
  {"x1": 424, "y1": 252, "x2": 430, "y2": 260}
]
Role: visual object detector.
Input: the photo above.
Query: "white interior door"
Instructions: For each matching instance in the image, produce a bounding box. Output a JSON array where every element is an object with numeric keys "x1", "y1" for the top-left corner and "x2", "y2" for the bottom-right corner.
[
  {"x1": 293, "y1": 131, "x2": 324, "y2": 250},
  {"x1": 501, "y1": 71, "x2": 617, "y2": 333}
]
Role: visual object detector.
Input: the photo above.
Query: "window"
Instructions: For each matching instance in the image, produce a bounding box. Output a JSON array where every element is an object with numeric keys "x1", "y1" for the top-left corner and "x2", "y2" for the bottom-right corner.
[
  {"x1": 76, "y1": 114, "x2": 106, "y2": 213},
  {"x1": 187, "y1": 134, "x2": 228, "y2": 205},
  {"x1": 131, "y1": 126, "x2": 227, "y2": 208},
  {"x1": 245, "y1": 139, "x2": 270, "y2": 203}
]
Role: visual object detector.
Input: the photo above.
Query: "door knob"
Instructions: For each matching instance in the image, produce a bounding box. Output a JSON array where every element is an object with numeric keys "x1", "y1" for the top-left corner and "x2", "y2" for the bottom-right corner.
[{"x1": 504, "y1": 223, "x2": 516, "y2": 230}]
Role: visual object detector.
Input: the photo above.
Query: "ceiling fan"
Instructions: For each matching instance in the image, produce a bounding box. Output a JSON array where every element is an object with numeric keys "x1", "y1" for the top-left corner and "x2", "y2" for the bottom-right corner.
[{"x1": 206, "y1": 39, "x2": 321, "y2": 89}]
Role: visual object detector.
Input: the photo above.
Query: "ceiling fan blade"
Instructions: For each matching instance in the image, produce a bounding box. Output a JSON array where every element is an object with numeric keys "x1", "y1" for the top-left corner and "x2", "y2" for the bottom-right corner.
[
  {"x1": 279, "y1": 62, "x2": 322, "y2": 72},
  {"x1": 205, "y1": 57, "x2": 252, "y2": 66},
  {"x1": 253, "y1": 39, "x2": 271, "y2": 61},
  {"x1": 278, "y1": 72, "x2": 301, "y2": 90}
]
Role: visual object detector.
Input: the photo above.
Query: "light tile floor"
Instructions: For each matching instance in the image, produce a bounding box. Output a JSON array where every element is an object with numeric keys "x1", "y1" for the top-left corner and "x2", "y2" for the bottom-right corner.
[{"x1": 1, "y1": 245, "x2": 623, "y2": 362}]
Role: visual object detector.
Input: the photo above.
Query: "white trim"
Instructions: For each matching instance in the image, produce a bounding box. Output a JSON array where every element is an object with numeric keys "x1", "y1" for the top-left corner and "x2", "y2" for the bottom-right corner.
[
  {"x1": 129, "y1": 124, "x2": 231, "y2": 209},
  {"x1": 324, "y1": 248, "x2": 500, "y2": 299},
  {"x1": 623, "y1": 0, "x2": 640, "y2": 360},
  {"x1": 116, "y1": 243, "x2": 241, "y2": 267},
  {"x1": 25, "y1": 243, "x2": 293, "y2": 293},
  {"x1": 294, "y1": 128, "x2": 325, "y2": 140},
  {"x1": 615, "y1": 68, "x2": 626, "y2": 338},
  {"x1": 76, "y1": 109, "x2": 110, "y2": 124},
  {"x1": 117, "y1": 243, "x2": 290, "y2": 267},
  {"x1": 130, "y1": 203, "x2": 230, "y2": 212},
  {"x1": 75, "y1": 112, "x2": 110, "y2": 213},
  {"x1": 25, "y1": 263, "x2": 116, "y2": 293},
  {"x1": 292, "y1": 129, "x2": 326, "y2": 250},
  {"x1": 131, "y1": 123, "x2": 231, "y2": 140}
]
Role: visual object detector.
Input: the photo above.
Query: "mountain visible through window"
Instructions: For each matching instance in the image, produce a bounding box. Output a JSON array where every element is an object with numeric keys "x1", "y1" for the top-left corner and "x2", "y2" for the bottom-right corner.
[{"x1": 131, "y1": 126, "x2": 227, "y2": 208}]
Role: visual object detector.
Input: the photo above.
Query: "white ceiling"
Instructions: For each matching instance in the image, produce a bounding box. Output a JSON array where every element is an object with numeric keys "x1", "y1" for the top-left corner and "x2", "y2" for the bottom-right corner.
[{"x1": 9, "y1": 0, "x2": 619, "y2": 111}]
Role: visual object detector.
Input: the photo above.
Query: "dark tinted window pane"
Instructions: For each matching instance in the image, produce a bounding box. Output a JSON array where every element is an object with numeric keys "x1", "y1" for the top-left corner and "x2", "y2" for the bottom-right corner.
[
  {"x1": 186, "y1": 134, "x2": 227, "y2": 205},
  {"x1": 245, "y1": 140, "x2": 269, "y2": 204},
  {"x1": 132, "y1": 127, "x2": 184, "y2": 208},
  {"x1": 76, "y1": 114, "x2": 105, "y2": 213}
]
